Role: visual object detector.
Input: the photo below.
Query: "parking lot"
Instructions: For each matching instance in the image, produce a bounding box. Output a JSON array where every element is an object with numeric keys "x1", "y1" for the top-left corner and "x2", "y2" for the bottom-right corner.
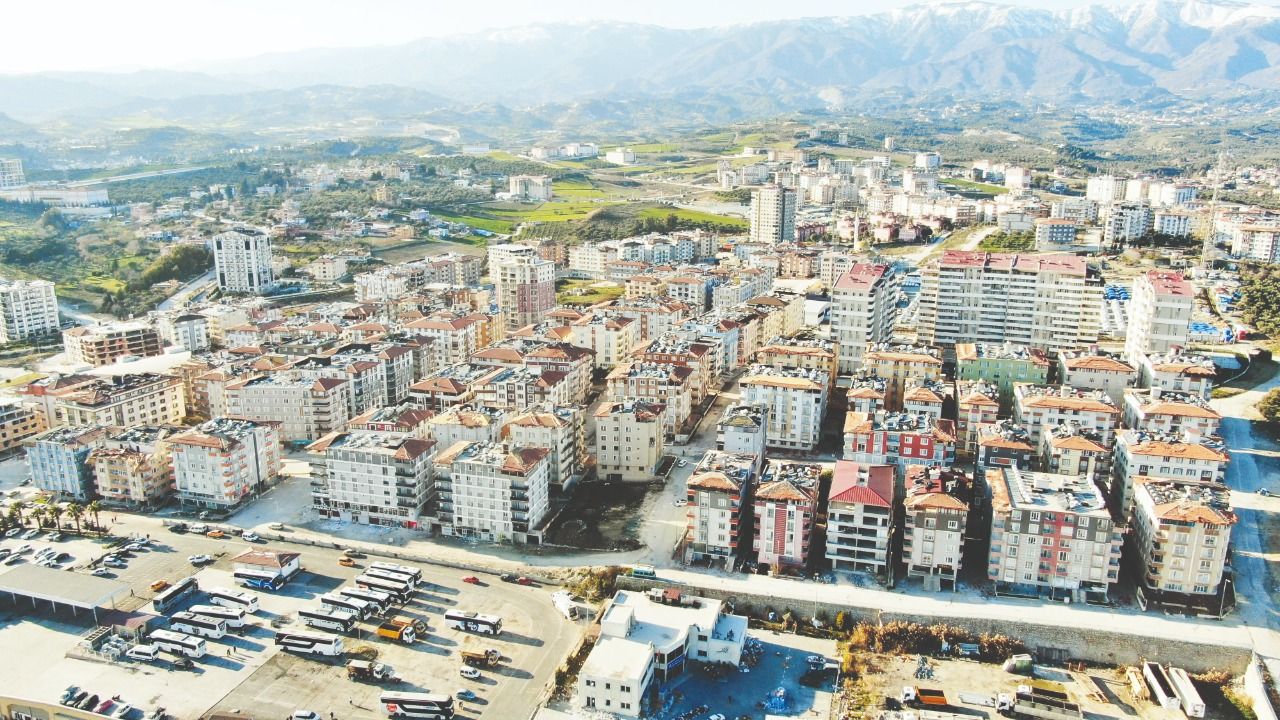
[{"x1": 0, "y1": 520, "x2": 585, "y2": 720}]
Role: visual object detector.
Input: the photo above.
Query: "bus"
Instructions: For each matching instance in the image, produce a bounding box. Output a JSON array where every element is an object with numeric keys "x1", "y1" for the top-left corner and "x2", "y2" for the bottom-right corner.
[
  {"x1": 207, "y1": 587, "x2": 260, "y2": 613},
  {"x1": 274, "y1": 631, "x2": 344, "y2": 657},
  {"x1": 355, "y1": 574, "x2": 413, "y2": 602},
  {"x1": 368, "y1": 562, "x2": 422, "y2": 584},
  {"x1": 444, "y1": 610, "x2": 502, "y2": 636},
  {"x1": 149, "y1": 629, "x2": 207, "y2": 659},
  {"x1": 380, "y1": 691, "x2": 455, "y2": 719},
  {"x1": 152, "y1": 576, "x2": 199, "y2": 614},
  {"x1": 234, "y1": 569, "x2": 285, "y2": 591},
  {"x1": 299, "y1": 607, "x2": 358, "y2": 634},
  {"x1": 189, "y1": 604, "x2": 247, "y2": 629},
  {"x1": 339, "y1": 586, "x2": 391, "y2": 614},
  {"x1": 170, "y1": 611, "x2": 227, "y2": 639},
  {"x1": 629, "y1": 564, "x2": 657, "y2": 579},
  {"x1": 320, "y1": 593, "x2": 372, "y2": 619},
  {"x1": 365, "y1": 567, "x2": 419, "y2": 588}
]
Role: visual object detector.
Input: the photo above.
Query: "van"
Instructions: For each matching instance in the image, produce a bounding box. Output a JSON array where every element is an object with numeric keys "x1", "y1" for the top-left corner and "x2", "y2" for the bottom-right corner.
[
  {"x1": 189, "y1": 523, "x2": 209, "y2": 534},
  {"x1": 126, "y1": 644, "x2": 160, "y2": 662}
]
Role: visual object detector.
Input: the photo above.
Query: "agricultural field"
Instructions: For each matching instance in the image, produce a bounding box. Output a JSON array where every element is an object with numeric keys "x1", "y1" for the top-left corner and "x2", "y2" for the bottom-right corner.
[
  {"x1": 942, "y1": 177, "x2": 1010, "y2": 195},
  {"x1": 627, "y1": 142, "x2": 680, "y2": 153},
  {"x1": 553, "y1": 178, "x2": 609, "y2": 199}
]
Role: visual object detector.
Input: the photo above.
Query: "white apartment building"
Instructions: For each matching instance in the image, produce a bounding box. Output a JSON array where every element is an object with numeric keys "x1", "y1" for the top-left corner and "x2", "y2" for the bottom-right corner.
[
  {"x1": 716, "y1": 403, "x2": 769, "y2": 467},
  {"x1": 1230, "y1": 223, "x2": 1280, "y2": 262},
  {"x1": 508, "y1": 175, "x2": 553, "y2": 201},
  {"x1": 25, "y1": 425, "x2": 107, "y2": 500},
  {"x1": 88, "y1": 425, "x2": 179, "y2": 508},
  {"x1": 310, "y1": 430, "x2": 436, "y2": 529},
  {"x1": 1004, "y1": 165, "x2": 1032, "y2": 190},
  {"x1": 0, "y1": 278, "x2": 59, "y2": 342},
  {"x1": 503, "y1": 405, "x2": 585, "y2": 491},
  {"x1": 1138, "y1": 351, "x2": 1216, "y2": 399},
  {"x1": 53, "y1": 373, "x2": 186, "y2": 429},
  {"x1": 1112, "y1": 429, "x2": 1229, "y2": 511},
  {"x1": 1153, "y1": 210, "x2": 1193, "y2": 238},
  {"x1": 1055, "y1": 351, "x2": 1138, "y2": 405},
  {"x1": 914, "y1": 152, "x2": 941, "y2": 171},
  {"x1": 1034, "y1": 218, "x2": 1078, "y2": 249},
  {"x1": 606, "y1": 362, "x2": 694, "y2": 436},
  {"x1": 434, "y1": 441, "x2": 551, "y2": 544},
  {"x1": 569, "y1": 313, "x2": 637, "y2": 369},
  {"x1": 917, "y1": 251, "x2": 1102, "y2": 352},
  {"x1": 0, "y1": 158, "x2": 24, "y2": 188},
  {"x1": 1125, "y1": 271, "x2": 1193, "y2": 362},
  {"x1": 213, "y1": 227, "x2": 274, "y2": 294},
  {"x1": 425, "y1": 405, "x2": 508, "y2": 447},
  {"x1": 1050, "y1": 197, "x2": 1100, "y2": 223},
  {"x1": 826, "y1": 461, "x2": 895, "y2": 574},
  {"x1": 1012, "y1": 383, "x2": 1121, "y2": 447},
  {"x1": 1103, "y1": 201, "x2": 1153, "y2": 245},
  {"x1": 738, "y1": 365, "x2": 828, "y2": 450},
  {"x1": 491, "y1": 245, "x2": 555, "y2": 331},
  {"x1": 153, "y1": 313, "x2": 211, "y2": 352},
  {"x1": 595, "y1": 400, "x2": 666, "y2": 482},
  {"x1": 1123, "y1": 388, "x2": 1222, "y2": 437},
  {"x1": 170, "y1": 417, "x2": 281, "y2": 509},
  {"x1": 1086, "y1": 175, "x2": 1127, "y2": 202},
  {"x1": 831, "y1": 264, "x2": 898, "y2": 372},
  {"x1": 748, "y1": 185, "x2": 797, "y2": 244},
  {"x1": 221, "y1": 373, "x2": 352, "y2": 442},
  {"x1": 1131, "y1": 476, "x2": 1235, "y2": 616}
]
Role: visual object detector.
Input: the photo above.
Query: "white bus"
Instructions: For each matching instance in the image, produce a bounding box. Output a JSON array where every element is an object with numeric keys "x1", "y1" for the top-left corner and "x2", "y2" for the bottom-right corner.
[
  {"x1": 299, "y1": 607, "x2": 358, "y2": 634},
  {"x1": 368, "y1": 562, "x2": 422, "y2": 584},
  {"x1": 339, "y1": 586, "x2": 391, "y2": 613},
  {"x1": 189, "y1": 604, "x2": 247, "y2": 629},
  {"x1": 365, "y1": 567, "x2": 418, "y2": 589},
  {"x1": 355, "y1": 574, "x2": 413, "y2": 602},
  {"x1": 149, "y1": 629, "x2": 207, "y2": 659},
  {"x1": 152, "y1": 576, "x2": 199, "y2": 615},
  {"x1": 274, "y1": 631, "x2": 345, "y2": 657},
  {"x1": 170, "y1": 612, "x2": 227, "y2": 639},
  {"x1": 320, "y1": 593, "x2": 372, "y2": 619},
  {"x1": 444, "y1": 610, "x2": 502, "y2": 636},
  {"x1": 380, "y1": 691, "x2": 455, "y2": 719},
  {"x1": 1167, "y1": 667, "x2": 1206, "y2": 718},
  {"x1": 207, "y1": 587, "x2": 260, "y2": 613}
]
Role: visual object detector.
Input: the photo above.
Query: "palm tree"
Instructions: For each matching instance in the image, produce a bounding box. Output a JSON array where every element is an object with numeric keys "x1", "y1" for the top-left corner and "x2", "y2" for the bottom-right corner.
[
  {"x1": 7, "y1": 502, "x2": 23, "y2": 528},
  {"x1": 87, "y1": 500, "x2": 103, "y2": 532},
  {"x1": 66, "y1": 502, "x2": 84, "y2": 534},
  {"x1": 30, "y1": 506, "x2": 46, "y2": 529},
  {"x1": 48, "y1": 504, "x2": 64, "y2": 530}
]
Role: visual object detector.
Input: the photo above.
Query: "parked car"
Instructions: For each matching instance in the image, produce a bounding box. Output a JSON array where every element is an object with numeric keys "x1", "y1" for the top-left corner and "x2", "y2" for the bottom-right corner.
[
  {"x1": 677, "y1": 459, "x2": 688, "y2": 467},
  {"x1": 459, "y1": 666, "x2": 481, "y2": 680},
  {"x1": 5, "y1": 528, "x2": 22, "y2": 538},
  {"x1": 1260, "y1": 488, "x2": 1271, "y2": 497},
  {"x1": 150, "y1": 580, "x2": 171, "y2": 592},
  {"x1": 60, "y1": 686, "x2": 79, "y2": 704},
  {"x1": 112, "y1": 703, "x2": 133, "y2": 718},
  {"x1": 342, "y1": 548, "x2": 365, "y2": 558},
  {"x1": 338, "y1": 557, "x2": 356, "y2": 567},
  {"x1": 21, "y1": 529, "x2": 39, "y2": 540},
  {"x1": 242, "y1": 532, "x2": 260, "y2": 542},
  {"x1": 456, "y1": 689, "x2": 477, "y2": 701},
  {"x1": 462, "y1": 576, "x2": 482, "y2": 585},
  {"x1": 500, "y1": 573, "x2": 517, "y2": 583},
  {"x1": 206, "y1": 530, "x2": 226, "y2": 539},
  {"x1": 673, "y1": 499, "x2": 687, "y2": 507},
  {"x1": 268, "y1": 522, "x2": 284, "y2": 530},
  {"x1": 516, "y1": 576, "x2": 535, "y2": 586},
  {"x1": 291, "y1": 712, "x2": 322, "y2": 720},
  {"x1": 104, "y1": 559, "x2": 127, "y2": 569},
  {"x1": 91, "y1": 568, "x2": 112, "y2": 577},
  {"x1": 187, "y1": 554, "x2": 213, "y2": 565},
  {"x1": 77, "y1": 693, "x2": 98, "y2": 711},
  {"x1": 188, "y1": 523, "x2": 209, "y2": 534}
]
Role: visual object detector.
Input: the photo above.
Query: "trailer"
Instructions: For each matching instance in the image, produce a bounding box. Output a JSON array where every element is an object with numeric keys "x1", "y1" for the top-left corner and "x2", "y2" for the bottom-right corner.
[
  {"x1": 1167, "y1": 667, "x2": 1206, "y2": 718},
  {"x1": 550, "y1": 590, "x2": 578, "y2": 620},
  {"x1": 346, "y1": 659, "x2": 400, "y2": 683},
  {"x1": 903, "y1": 687, "x2": 948, "y2": 708},
  {"x1": 1125, "y1": 667, "x2": 1149, "y2": 701},
  {"x1": 1002, "y1": 685, "x2": 1082, "y2": 720},
  {"x1": 1143, "y1": 662, "x2": 1182, "y2": 711}
]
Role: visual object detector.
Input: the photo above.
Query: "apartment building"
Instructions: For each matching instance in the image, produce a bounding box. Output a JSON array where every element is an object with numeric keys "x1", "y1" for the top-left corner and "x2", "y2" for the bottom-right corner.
[
  {"x1": 87, "y1": 425, "x2": 179, "y2": 508},
  {"x1": 738, "y1": 365, "x2": 828, "y2": 450},
  {"x1": 0, "y1": 398, "x2": 45, "y2": 455},
  {"x1": 1137, "y1": 350, "x2": 1216, "y2": 399},
  {"x1": 632, "y1": 334, "x2": 716, "y2": 403},
  {"x1": 1013, "y1": 384, "x2": 1121, "y2": 447},
  {"x1": 1123, "y1": 388, "x2": 1222, "y2": 437},
  {"x1": 170, "y1": 417, "x2": 281, "y2": 509},
  {"x1": 597, "y1": 297, "x2": 692, "y2": 342},
  {"x1": 221, "y1": 373, "x2": 351, "y2": 442},
  {"x1": 863, "y1": 344, "x2": 944, "y2": 412},
  {"x1": 1034, "y1": 218, "x2": 1079, "y2": 249},
  {"x1": 977, "y1": 420, "x2": 1038, "y2": 474},
  {"x1": 830, "y1": 264, "x2": 898, "y2": 372},
  {"x1": 917, "y1": 251, "x2": 1102, "y2": 352},
  {"x1": 154, "y1": 313, "x2": 211, "y2": 352},
  {"x1": 434, "y1": 441, "x2": 552, "y2": 544},
  {"x1": 903, "y1": 379, "x2": 950, "y2": 421},
  {"x1": 716, "y1": 402, "x2": 769, "y2": 471},
  {"x1": 405, "y1": 312, "x2": 499, "y2": 368},
  {"x1": 847, "y1": 374, "x2": 888, "y2": 415},
  {"x1": 53, "y1": 373, "x2": 186, "y2": 429},
  {"x1": 1131, "y1": 476, "x2": 1236, "y2": 617},
  {"x1": 0, "y1": 278, "x2": 59, "y2": 342},
  {"x1": 843, "y1": 410, "x2": 957, "y2": 469},
  {"x1": 409, "y1": 363, "x2": 502, "y2": 411},
  {"x1": 62, "y1": 321, "x2": 164, "y2": 366},
  {"x1": 1125, "y1": 271, "x2": 1194, "y2": 362},
  {"x1": 955, "y1": 342, "x2": 1051, "y2": 405},
  {"x1": 310, "y1": 430, "x2": 436, "y2": 529},
  {"x1": 508, "y1": 174, "x2": 553, "y2": 201},
  {"x1": 955, "y1": 380, "x2": 1000, "y2": 455},
  {"x1": 684, "y1": 451, "x2": 757, "y2": 568},
  {"x1": 987, "y1": 467, "x2": 1124, "y2": 603},
  {"x1": 752, "y1": 460, "x2": 820, "y2": 570},
  {"x1": 569, "y1": 313, "x2": 638, "y2": 369},
  {"x1": 490, "y1": 244, "x2": 556, "y2": 332},
  {"x1": 1230, "y1": 222, "x2": 1280, "y2": 262},
  {"x1": 503, "y1": 405, "x2": 586, "y2": 491},
  {"x1": 213, "y1": 227, "x2": 274, "y2": 294},
  {"x1": 425, "y1": 405, "x2": 508, "y2": 447},
  {"x1": 902, "y1": 465, "x2": 972, "y2": 591},
  {"x1": 0, "y1": 158, "x2": 23, "y2": 188},
  {"x1": 606, "y1": 362, "x2": 694, "y2": 436},
  {"x1": 25, "y1": 425, "x2": 108, "y2": 499},
  {"x1": 826, "y1": 461, "x2": 895, "y2": 575},
  {"x1": 1055, "y1": 351, "x2": 1138, "y2": 405},
  {"x1": 595, "y1": 401, "x2": 666, "y2": 482},
  {"x1": 1040, "y1": 422, "x2": 1110, "y2": 485},
  {"x1": 1103, "y1": 201, "x2": 1153, "y2": 245},
  {"x1": 748, "y1": 185, "x2": 797, "y2": 244},
  {"x1": 1112, "y1": 429, "x2": 1229, "y2": 511}
]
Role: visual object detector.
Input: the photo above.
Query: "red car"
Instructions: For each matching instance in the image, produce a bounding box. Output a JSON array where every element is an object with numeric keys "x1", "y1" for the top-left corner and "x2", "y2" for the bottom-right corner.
[
  {"x1": 462, "y1": 576, "x2": 481, "y2": 585},
  {"x1": 516, "y1": 576, "x2": 535, "y2": 586}
]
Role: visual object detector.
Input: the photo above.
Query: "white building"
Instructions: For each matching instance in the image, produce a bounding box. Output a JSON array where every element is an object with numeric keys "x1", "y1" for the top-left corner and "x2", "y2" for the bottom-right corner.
[
  {"x1": 508, "y1": 174, "x2": 553, "y2": 202},
  {"x1": 1004, "y1": 165, "x2": 1032, "y2": 191},
  {"x1": 1103, "y1": 202, "x2": 1153, "y2": 245},
  {"x1": 1034, "y1": 218, "x2": 1079, "y2": 249},
  {"x1": 24, "y1": 425, "x2": 107, "y2": 500},
  {"x1": 716, "y1": 403, "x2": 768, "y2": 463},
  {"x1": 748, "y1": 185, "x2": 797, "y2": 244},
  {"x1": 595, "y1": 400, "x2": 666, "y2": 482},
  {"x1": 154, "y1": 313, "x2": 211, "y2": 352},
  {"x1": 1125, "y1": 271, "x2": 1193, "y2": 362},
  {"x1": 170, "y1": 417, "x2": 281, "y2": 509},
  {"x1": 826, "y1": 461, "x2": 895, "y2": 574},
  {"x1": 212, "y1": 227, "x2": 274, "y2": 294},
  {"x1": 914, "y1": 152, "x2": 941, "y2": 171},
  {"x1": 605, "y1": 148, "x2": 637, "y2": 165},
  {"x1": 0, "y1": 278, "x2": 59, "y2": 343},
  {"x1": 503, "y1": 405, "x2": 585, "y2": 491},
  {"x1": 1113, "y1": 429, "x2": 1229, "y2": 511},
  {"x1": 1153, "y1": 210, "x2": 1193, "y2": 238},
  {"x1": 310, "y1": 431, "x2": 436, "y2": 529},
  {"x1": 434, "y1": 441, "x2": 551, "y2": 543},
  {"x1": 1086, "y1": 175, "x2": 1127, "y2": 203},
  {"x1": 0, "y1": 158, "x2": 24, "y2": 189},
  {"x1": 738, "y1": 365, "x2": 828, "y2": 450},
  {"x1": 831, "y1": 264, "x2": 898, "y2": 372}
]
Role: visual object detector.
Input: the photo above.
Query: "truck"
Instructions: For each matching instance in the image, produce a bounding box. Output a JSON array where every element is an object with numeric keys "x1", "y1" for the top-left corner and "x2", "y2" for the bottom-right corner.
[
  {"x1": 902, "y1": 687, "x2": 947, "y2": 708},
  {"x1": 346, "y1": 660, "x2": 399, "y2": 683},
  {"x1": 461, "y1": 647, "x2": 501, "y2": 668},
  {"x1": 551, "y1": 590, "x2": 579, "y2": 620},
  {"x1": 376, "y1": 618, "x2": 417, "y2": 644},
  {"x1": 996, "y1": 685, "x2": 1082, "y2": 720}
]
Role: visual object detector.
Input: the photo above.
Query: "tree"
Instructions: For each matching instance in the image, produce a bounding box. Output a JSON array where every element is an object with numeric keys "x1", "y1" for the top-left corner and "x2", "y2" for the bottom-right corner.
[
  {"x1": 87, "y1": 500, "x2": 103, "y2": 531},
  {"x1": 66, "y1": 502, "x2": 84, "y2": 534},
  {"x1": 30, "y1": 506, "x2": 46, "y2": 529},
  {"x1": 1259, "y1": 387, "x2": 1280, "y2": 423},
  {"x1": 48, "y1": 503, "x2": 64, "y2": 530},
  {"x1": 9, "y1": 501, "x2": 25, "y2": 526}
]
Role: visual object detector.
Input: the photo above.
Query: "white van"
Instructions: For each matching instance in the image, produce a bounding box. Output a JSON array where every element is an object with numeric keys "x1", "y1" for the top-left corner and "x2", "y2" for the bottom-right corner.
[{"x1": 126, "y1": 644, "x2": 160, "y2": 662}]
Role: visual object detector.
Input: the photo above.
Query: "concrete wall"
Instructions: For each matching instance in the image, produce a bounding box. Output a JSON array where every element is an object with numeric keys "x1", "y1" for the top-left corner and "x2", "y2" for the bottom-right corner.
[
  {"x1": 1245, "y1": 656, "x2": 1280, "y2": 720},
  {"x1": 616, "y1": 576, "x2": 1253, "y2": 674}
]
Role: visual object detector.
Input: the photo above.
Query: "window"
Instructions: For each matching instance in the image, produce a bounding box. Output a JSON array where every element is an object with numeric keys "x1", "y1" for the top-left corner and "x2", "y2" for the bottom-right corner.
[{"x1": 585, "y1": 680, "x2": 596, "y2": 687}]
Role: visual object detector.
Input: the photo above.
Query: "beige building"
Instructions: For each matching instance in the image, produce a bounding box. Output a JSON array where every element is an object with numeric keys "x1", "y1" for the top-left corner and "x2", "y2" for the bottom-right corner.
[
  {"x1": 955, "y1": 380, "x2": 1000, "y2": 455},
  {"x1": 221, "y1": 373, "x2": 351, "y2": 442},
  {"x1": 606, "y1": 362, "x2": 694, "y2": 436},
  {"x1": 684, "y1": 451, "x2": 758, "y2": 568},
  {"x1": 570, "y1": 313, "x2": 638, "y2": 369},
  {"x1": 88, "y1": 425, "x2": 179, "y2": 508},
  {"x1": 1131, "y1": 476, "x2": 1236, "y2": 616},
  {"x1": 1012, "y1": 383, "x2": 1121, "y2": 448},
  {"x1": 62, "y1": 321, "x2": 164, "y2": 366},
  {"x1": 863, "y1": 344, "x2": 944, "y2": 411},
  {"x1": 171, "y1": 417, "x2": 282, "y2": 509},
  {"x1": 0, "y1": 398, "x2": 45, "y2": 455},
  {"x1": 1112, "y1": 429, "x2": 1229, "y2": 511},
  {"x1": 53, "y1": 373, "x2": 186, "y2": 429},
  {"x1": 738, "y1": 365, "x2": 829, "y2": 450},
  {"x1": 434, "y1": 441, "x2": 552, "y2": 544},
  {"x1": 1055, "y1": 351, "x2": 1138, "y2": 405},
  {"x1": 595, "y1": 401, "x2": 665, "y2": 482},
  {"x1": 902, "y1": 465, "x2": 972, "y2": 591},
  {"x1": 1123, "y1": 388, "x2": 1221, "y2": 437},
  {"x1": 503, "y1": 405, "x2": 587, "y2": 491}
]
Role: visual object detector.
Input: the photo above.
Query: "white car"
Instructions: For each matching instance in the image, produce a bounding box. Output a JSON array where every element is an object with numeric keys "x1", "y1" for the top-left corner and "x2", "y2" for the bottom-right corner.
[
  {"x1": 104, "y1": 559, "x2": 127, "y2": 568},
  {"x1": 459, "y1": 666, "x2": 481, "y2": 680},
  {"x1": 677, "y1": 459, "x2": 688, "y2": 467},
  {"x1": 91, "y1": 567, "x2": 112, "y2": 577},
  {"x1": 4, "y1": 528, "x2": 21, "y2": 538},
  {"x1": 188, "y1": 554, "x2": 213, "y2": 565},
  {"x1": 45, "y1": 531, "x2": 61, "y2": 541},
  {"x1": 242, "y1": 532, "x2": 260, "y2": 542},
  {"x1": 21, "y1": 529, "x2": 39, "y2": 540},
  {"x1": 673, "y1": 499, "x2": 687, "y2": 507},
  {"x1": 291, "y1": 712, "x2": 322, "y2": 720}
]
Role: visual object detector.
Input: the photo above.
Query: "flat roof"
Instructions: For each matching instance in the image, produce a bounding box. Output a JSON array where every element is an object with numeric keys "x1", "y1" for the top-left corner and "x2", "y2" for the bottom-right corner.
[
  {"x1": 0, "y1": 564, "x2": 131, "y2": 608},
  {"x1": 580, "y1": 636, "x2": 654, "y2": 680}
]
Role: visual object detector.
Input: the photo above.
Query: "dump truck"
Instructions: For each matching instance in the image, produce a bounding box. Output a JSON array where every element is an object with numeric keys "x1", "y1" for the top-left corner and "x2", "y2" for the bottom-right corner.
[
  {"x1": 376, "y1": 619, "x2": 416, "y2": 644},
  {"x1": 461, "y1": 647, "x2": 501, "y2": 668},
  {"x1": 902, "y1": 687, "x2": 948, "y2": 708},
  {"x1": 996, "y1": 684, "x2": 1082, "y2": 720},
  {"x1": 346, "y1": 660, "x2": 399, "y2": 683}
]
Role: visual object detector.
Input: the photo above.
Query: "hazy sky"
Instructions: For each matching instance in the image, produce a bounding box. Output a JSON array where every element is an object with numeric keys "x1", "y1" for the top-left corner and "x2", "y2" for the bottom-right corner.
[{"x1": 3, "y1": 0, "x2": 1273, "y2": 74}]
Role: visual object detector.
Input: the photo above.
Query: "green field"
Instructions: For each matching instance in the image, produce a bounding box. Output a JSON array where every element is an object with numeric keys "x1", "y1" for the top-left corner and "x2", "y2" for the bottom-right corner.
[
  {"x1": 553, "y1": 178, "x2": 608, "y2": 199},
  {"x1": 557, "y1": 278, "x2": 624, "y2": 305},
  {"x1": 485, "y1": 150, "x2": 524, "y2": 162},
  {"x1": 432, "y1": 210, "x2": 517, "y2": 235},
  {"x1": 628, "y1": 143, "x2": 679, "y2": 153},
  {"x1": 636, "y1": 206, "x2": 747, "y2": 229},
  {"x1": 942, "y1": 178, "x2": 1009, "y2": 195},
  {"x1": 82, "y1": 275, "x2": 126, "y2": 293}
]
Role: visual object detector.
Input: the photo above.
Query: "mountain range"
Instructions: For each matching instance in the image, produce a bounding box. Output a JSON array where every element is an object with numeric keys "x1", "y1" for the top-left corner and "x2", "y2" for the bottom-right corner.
[{"x1": 4, "y1": 0, "x2": 1280, "y2": 136}]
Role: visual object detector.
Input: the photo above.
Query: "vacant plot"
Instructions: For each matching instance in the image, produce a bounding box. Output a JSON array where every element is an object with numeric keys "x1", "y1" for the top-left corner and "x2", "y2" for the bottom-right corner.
[
  {"x1": 942, "y1": 177, "x2": 1010, "y2": 195},
  {"x1": 81, "y1": 274, "x2": 126, "y2": 293},
  {"x1": 432, "y1": 210, "x2": 517, "y2": 235},
  {"x1": 544, "y1": 482, "x2": 651, "y2": 550},
  {"x1": 636, "y1": 206, "x2": 748, "y2": 229},
  {"x1": 553, "y1": 178, "x2": 608, "y2": 199},
  {"x1": 628, "y1": 143, "x2": 679, "y2": 153},
  {"x1": 556, "y1": 278, "x2": 623, "y2": 306}
]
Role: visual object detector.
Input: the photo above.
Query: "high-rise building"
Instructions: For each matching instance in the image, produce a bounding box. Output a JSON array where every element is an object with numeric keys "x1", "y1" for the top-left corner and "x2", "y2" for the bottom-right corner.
[
  {"x1": 171, "y1": 417, "x2": 281, "y2": 509},
  {"x1": 831, "y1": 264, "x2": 898, "y2": 373},
  {"x1": 1103, "y1": 202, "x2": 1153, "y2": 246},
  {"x1": 1086, "y1": 175, "x2": 1127, "y2": 203},
  {"x1": 1125, "y1": 271, "x2": 1193, "y2": 362},
  {"x1": 0, "y1": 159, "x2": 24, "y2": 189},
  {"x1": 0, "y1": 278, "x2": 59, "y2": 342},
  {"x1": 914, "y1": 152, "x2": 941, "y2": 171},
  {"x1": 490, "y1": 244, "x2": 555, "y2": 331},
  {"x1": 212, "y1": 227, "x2": 273, "y2": 294},
  {"x1": 917, "y1": 251, "x2": 1102, "y2": 352},
  {"x1": 748, "y1": 185, "x2": 796, "y2": 244},
  {"x1": 62, "y1": 320, "x2": 164, "y2": 367}
]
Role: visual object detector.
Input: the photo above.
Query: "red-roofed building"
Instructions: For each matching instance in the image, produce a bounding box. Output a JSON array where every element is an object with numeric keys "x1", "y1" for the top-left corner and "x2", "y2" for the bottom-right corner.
[
  {"x1": 826, "y1": 461, "x2": 895, "y2": 574},
  {"x1": 843, "y1": 411, "x2": 957, "y2": 470},
  {"x1": 752, "y1": 460, "x2": 820, "y2": 569},
  {"x1": 902, "y1": 465, "x2": 972, "y2": 591}
]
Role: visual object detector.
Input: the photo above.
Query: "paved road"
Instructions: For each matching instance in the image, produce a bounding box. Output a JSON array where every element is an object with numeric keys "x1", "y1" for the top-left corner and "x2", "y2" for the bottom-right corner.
[{"x1": 157, "y1": 269, "x2": 216, "y2": 311}]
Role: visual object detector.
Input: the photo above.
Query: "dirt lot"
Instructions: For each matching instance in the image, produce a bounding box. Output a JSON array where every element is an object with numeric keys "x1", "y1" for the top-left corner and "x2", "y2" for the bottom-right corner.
[
  {"x1": 543, "y1": 481, "x2": 652, "y2": 551},
  {"x1": 847, "y1": 655, "x2": 1249, "y2": 720}
]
